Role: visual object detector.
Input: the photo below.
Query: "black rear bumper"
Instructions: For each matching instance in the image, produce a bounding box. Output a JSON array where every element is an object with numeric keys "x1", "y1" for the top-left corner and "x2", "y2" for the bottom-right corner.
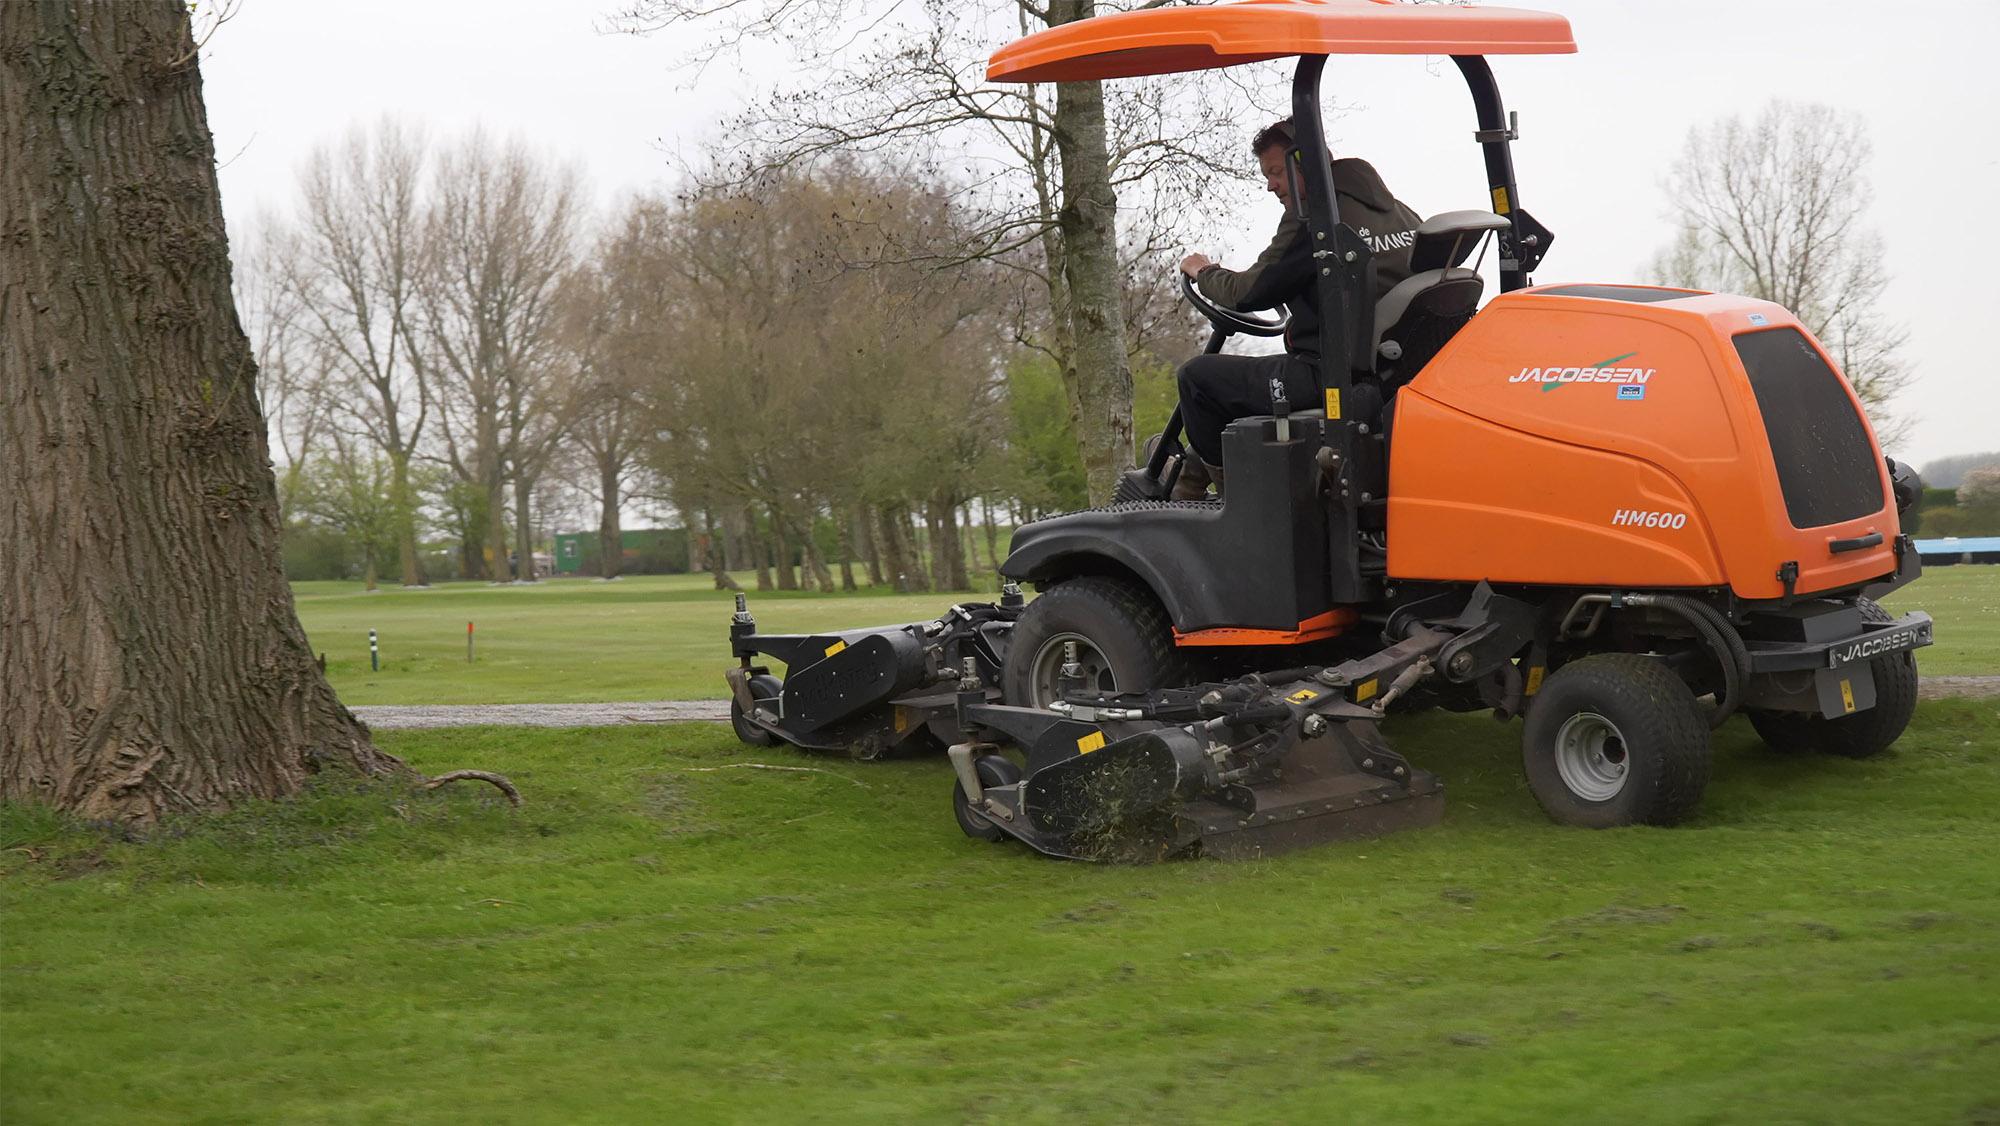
[{"x1": 1745, "y1": 611, "x2": 1933, "y2": 675}]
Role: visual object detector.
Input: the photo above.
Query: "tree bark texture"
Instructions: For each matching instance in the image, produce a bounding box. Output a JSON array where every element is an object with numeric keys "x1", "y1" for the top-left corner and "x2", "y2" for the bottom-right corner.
[
  {"x1": 833, "y1": 515, "x2": 857, "y2": 592},
  {"x1": 512, "y1": 473, "x2": 536, "y2": 582},
  {"x1": 722, "y1": 506, "x2": 747, "y2": 572},
  {"x1": 1051, "y1": 65, "x2": 1136, "y2": 504},
  {"x1": 702, "y1": 508, "x2": 740, "y2": 591},
  {"x1": 597, "y1": 460, "x2": 622, "y2": 580},
  {"x1": 391, "y1": 453, "x2": 424, "y2": 586},
  {"x1": 769, "y1": 506, "x2": 797, "y2": 590},
  {"x1": 748, "y1": 506, "x2": 772, "y2": 591},
  {"x1": 854, "y1": 506, "x2": 882, "y2": 588},
  {"x1": 980, "y1": 497, "x2": 1001, "y2": 585},
  {"x1": 0, "y1": 1, "x2": 400, "y2": 823}
]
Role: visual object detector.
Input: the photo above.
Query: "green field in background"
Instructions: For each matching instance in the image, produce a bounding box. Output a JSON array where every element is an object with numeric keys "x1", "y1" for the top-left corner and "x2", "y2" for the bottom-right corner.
[{"x1": 292, "y1": 566, "x2": 1999, "y2": 705}]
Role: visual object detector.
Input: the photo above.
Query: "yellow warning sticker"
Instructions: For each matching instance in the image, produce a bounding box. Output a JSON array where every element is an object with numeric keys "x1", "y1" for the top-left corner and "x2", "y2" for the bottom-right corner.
[
  {"x1": 1355, "y1": 678, "x2": 1378, "y2": 702},
  {"x1": 1525, "y1": 666, "x2": 1546, "y2": 696},
  {"x1": 1076, "y1": 730, "x2": 1108, "y2": 755},
  {"x1": 1491, "y1": 186, "x2": 1512, "y2": 215},
  {"x1": 1840, "y1": 678, "x2": 1856, "y2": 714},
  {"x1": 823, "y1": 639, "x2": 847, "y2": 659},
  {"x1": 1287, "y1": 688, "x2": 1320, "y2": 703},
  {"x1": 892, "y1": 706, "x2": 910, "y2": 733},
  {"x1": 1324, "y1": 388, "x2": 1342, "y2": 419}
]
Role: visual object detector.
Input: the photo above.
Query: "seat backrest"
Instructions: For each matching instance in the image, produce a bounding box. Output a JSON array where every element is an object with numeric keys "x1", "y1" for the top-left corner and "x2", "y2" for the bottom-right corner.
[{"x1": 1372, "y1": 266, "x2": 1484, "y2": 392}]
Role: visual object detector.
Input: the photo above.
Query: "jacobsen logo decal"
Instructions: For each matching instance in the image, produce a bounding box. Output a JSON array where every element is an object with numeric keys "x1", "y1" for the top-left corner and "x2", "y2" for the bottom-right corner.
[
  {"x1": 1829, "y1": 625, "x2": 1930, "y2": 668},
  {"x1": 1510, "y1": 351, "x2": 1656, "y2": 392}
]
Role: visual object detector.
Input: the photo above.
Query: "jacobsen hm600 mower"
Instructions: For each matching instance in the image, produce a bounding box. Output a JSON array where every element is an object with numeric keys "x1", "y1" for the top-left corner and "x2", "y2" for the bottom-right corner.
[{"x1": 725, "y1": 1, "x2": 1934, "y2": 861}]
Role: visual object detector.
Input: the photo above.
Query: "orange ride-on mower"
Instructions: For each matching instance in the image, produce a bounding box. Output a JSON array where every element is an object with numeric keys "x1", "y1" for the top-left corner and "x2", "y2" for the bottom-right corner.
[{"x1": 724, "y1": 1, "x2": 1933, "y2": 861}]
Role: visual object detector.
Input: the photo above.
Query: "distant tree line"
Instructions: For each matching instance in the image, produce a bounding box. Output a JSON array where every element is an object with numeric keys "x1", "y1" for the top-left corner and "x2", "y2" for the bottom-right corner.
[{"x1": 243, "y1": 123, "x2": 1198, "y2": 592}]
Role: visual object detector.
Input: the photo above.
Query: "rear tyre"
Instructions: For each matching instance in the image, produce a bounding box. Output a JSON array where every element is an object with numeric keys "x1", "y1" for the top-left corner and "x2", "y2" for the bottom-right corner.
[
  {"x1": 1521, "y1": 654, "x2": 1711, "y2": 828},
  {"x1": 1001, "y1": 576, "x2": 1184, "y2": 708},
  {"x1": 1746, "y1": 599, "x2": 1917, "y2": 759},
  {"x1": 953, "y1": 755, "x2": 1025, "y2": 842},
  {"x1": 729, "y1": 673, "x2": 784, "y2": 747}
]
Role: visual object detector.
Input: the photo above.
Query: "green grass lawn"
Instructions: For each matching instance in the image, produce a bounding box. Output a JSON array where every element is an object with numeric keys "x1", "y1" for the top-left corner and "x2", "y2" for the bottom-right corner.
[
  {"x1": 292, "y1": 572, "x2": 983, "y2": 704},
  {"x1": 5, "y1": 703, "x2": 1997, "y2": 1123},
  {"x1": 296, "y1": 566, "x2": 2000, "y2": 706}
]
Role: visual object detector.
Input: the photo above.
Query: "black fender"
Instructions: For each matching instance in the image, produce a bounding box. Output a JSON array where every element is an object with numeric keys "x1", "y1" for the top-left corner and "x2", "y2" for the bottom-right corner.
[
  {"x1": 1000, "y1": 507, "x2": 1231, "y2": 631},
  {"x1": 999, "y1": 416, "x2": 1339, "y2": 634}
]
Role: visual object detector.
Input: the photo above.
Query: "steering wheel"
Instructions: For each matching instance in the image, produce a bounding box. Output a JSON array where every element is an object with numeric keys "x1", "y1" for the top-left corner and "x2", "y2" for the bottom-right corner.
[{"x1": 1180, "y1": 271, "x2": 1289, "y2": 338}]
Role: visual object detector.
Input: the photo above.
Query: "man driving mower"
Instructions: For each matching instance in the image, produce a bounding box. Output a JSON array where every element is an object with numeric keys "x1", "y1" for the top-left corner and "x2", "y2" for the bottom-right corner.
[{"x1": 1168, "y1": 118, "x2": 1423, "y2": 500}]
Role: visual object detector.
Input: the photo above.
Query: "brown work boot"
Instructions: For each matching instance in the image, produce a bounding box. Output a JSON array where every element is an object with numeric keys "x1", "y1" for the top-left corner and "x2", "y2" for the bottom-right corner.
[{"x1": 1172, "y1": 457, "x2": 1220, "y2": 501}]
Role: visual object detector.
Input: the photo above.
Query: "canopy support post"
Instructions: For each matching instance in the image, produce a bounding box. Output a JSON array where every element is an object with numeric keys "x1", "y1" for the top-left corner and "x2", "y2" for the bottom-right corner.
[
  {"x1": 1290, "y1": 53, "x2": 1374, "y2": 606},
  {"x1": 1453, "y1": 54, "x2": 1548, "y2": 292}
]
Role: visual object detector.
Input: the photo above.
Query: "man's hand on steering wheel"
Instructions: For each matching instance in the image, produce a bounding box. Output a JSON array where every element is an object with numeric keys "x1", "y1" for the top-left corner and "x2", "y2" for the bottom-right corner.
[
  {"x1": 1178, "y1": 267, "x2": 1288, "y2": 339},
  {"x1": 1179, "y1": 252, "x2": 1214, "y2": 278}
]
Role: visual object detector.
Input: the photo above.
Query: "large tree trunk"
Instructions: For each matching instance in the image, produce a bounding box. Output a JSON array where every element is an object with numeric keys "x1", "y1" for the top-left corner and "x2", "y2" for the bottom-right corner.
[
  {"x1": 512, "y1": 474, "x2": 536, "y2": 583},
  {"x1": 981, "y1": 497, "x2": 1001, "y2": 583},
  {"x1": 703, "y1": 508, "x2": 741, "y2": 591},
  {"x1": 882, "y1": 505, "x2": 929, "y2": 594},
  {"x1": 855, "y1": 506, "x2": 883, "y2": 588},
  {"x1": 597, "y1": 462, "x2": 623, "y2": 580},
  {"x1": 769, "y1": 505, "x2": 798, "y2": 590},
  {"x1": 391, "y1": 453, "x2": 425, "y2": 587},
  {"x1": 484, "y1": 455, "x2": 508, "y2": 583},
  {"x1": 934, "y1": 497, "x2": 969, "y2": 592},
  {"x1": 0, "y1": 1, "x2": 401, "y2": 824},
  {"x1": 722, "y1": 507, "x2": 748, "y2": 572},
  {"x1": 803, "y1": 525, "x2": 835, "y2": 593},
  {"x1": 834, "y1": 514, "x2": 858, "y2": 592},
  {"x1": 873, "y1": 506, "x2": 909, "y2": 593},
  {"x1": 1049, "y1": 3, "x2": 1135, "y2": 504},
  {"x1": 748, "y1": 506, "x2": 773, "y2": 591}
]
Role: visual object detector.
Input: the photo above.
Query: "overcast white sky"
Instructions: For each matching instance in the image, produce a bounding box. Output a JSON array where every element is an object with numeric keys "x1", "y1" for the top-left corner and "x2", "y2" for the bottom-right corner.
[{"x1": 201, "y1": 0, "x2": 1999, "y2": 465}]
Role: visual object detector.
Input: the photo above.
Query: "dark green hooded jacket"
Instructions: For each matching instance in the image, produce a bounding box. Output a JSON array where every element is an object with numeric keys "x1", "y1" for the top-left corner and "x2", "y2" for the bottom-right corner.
[{"x1": 1194, "y1": 157, "x2": 1421, "y2": 357}]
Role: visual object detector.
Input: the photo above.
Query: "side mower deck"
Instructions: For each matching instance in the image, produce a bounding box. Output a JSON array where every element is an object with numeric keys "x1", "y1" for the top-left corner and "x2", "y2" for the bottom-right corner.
[
  {"x1": 728, "y1": 588, "x2": 1467, "y2": 861},
  {"x1": 724, "y1": 577, "x2": 1932, "y2": 862}
]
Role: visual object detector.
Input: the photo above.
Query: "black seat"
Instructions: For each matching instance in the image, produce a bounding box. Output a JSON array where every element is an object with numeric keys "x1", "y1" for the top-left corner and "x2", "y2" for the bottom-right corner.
[{"x1": 1372, "y1": 210, "x2": 1510, "y2": 394}]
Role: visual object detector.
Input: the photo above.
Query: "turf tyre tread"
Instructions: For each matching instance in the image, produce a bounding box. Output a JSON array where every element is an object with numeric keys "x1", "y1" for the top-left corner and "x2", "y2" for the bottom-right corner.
[
  {"x1": 729, "y1": 673, "x2": 785, "y2": 747},
  {"x1": 1521, "y1": 653, "x2": 1712, "y2": 828},
  {"x1": 1746, "y1": 599, "x2": 1916, "y2": 759},
  {"x1": 1001, "y1": 575, "x2": 1185, "y2": 707},
  {"x1": 953, "y1": 755, "x2": 1024, "y2": 842}
]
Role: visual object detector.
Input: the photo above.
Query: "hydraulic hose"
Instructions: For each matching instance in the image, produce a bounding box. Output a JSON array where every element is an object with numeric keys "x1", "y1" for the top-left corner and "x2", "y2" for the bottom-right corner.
[{"x1": 1622, "y1": 594, "x2": 1753, "y2": 729}]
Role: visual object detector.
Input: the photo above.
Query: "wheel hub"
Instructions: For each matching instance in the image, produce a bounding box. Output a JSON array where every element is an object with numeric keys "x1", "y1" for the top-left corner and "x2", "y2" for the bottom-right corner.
[
  {"x1": 1554, "y1": 711, "x2": 1629, "y2": 802},
  {"x1": 1027, "y1": 632, "x2": 1118, "y2": 709}
]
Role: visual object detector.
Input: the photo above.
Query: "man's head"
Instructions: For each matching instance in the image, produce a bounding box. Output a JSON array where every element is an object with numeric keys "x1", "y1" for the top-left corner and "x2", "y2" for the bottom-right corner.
[{"x1": 1252, "y1": 118, "x2": 1297, "y2": 208}]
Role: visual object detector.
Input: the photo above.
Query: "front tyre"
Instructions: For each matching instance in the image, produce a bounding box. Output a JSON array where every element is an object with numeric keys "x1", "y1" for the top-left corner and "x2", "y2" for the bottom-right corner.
[
  {"x1": 1521, "y1": 654, "x2": 1711, "y2": 828},
  {"x1": 1746, "y1": 599, "x2": 1917, "y2": 759},
  {"x1": 953, "y1": 755, "x2": 1025, "y2": 842},
  {"x1": 1000, "y1": 576, "x2": 1184, "y2": 708},
  {"x1": 729, "y1": 673, "x2": 784, "y2": 747}
]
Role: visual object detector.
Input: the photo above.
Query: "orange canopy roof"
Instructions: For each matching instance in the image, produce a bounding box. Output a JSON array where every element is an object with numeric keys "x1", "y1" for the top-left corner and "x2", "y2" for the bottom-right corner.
[{"x1": 987, "y1": 0, "x2": 1575, "y2": 84}]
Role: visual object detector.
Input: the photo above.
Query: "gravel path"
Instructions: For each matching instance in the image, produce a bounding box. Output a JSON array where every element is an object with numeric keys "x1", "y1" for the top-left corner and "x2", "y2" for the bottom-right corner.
[
  {"x1": 354, "y1": 676, "x2": 2000, "y2": 730},
  {"x1": 1919, "y1": 675, "x2": 2000, "y2": 701},
  {"x1": 355, "y1": 701, "x2": 729, "y2": 730}
]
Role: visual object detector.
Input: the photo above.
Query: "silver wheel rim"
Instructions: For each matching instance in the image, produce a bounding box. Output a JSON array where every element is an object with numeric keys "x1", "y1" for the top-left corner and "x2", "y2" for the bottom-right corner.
[
  {"x1": 1554, "y1": 711, "x2": 1630, "y2": 802},
  {"x1": 1027, "y1": 632, "x2": 1118, "y2": 709},
  {"x1": 960, "y1": 790, "x2": 995, "y2": 830}
]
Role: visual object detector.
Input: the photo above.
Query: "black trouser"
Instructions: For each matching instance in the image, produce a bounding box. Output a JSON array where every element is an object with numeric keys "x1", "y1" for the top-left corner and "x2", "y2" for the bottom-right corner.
[{"x1": 1174, "y1": 351, "x2": 1320, "y2": 465}]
